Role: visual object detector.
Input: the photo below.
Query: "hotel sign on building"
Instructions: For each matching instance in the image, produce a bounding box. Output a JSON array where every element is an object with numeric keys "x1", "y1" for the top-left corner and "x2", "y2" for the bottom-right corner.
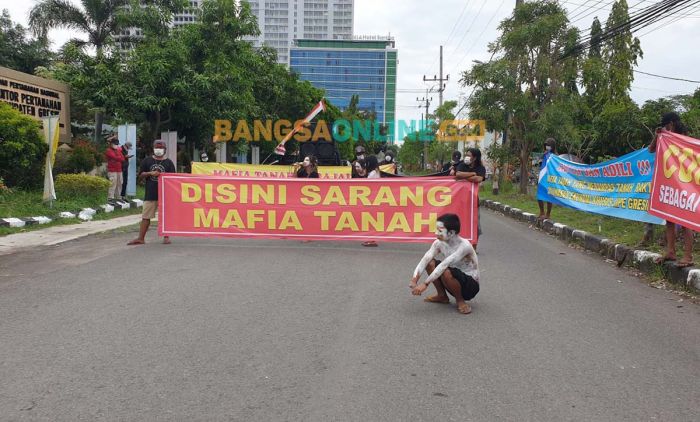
[{"x1": 0, "y1": 66, "x2": 71, "y2": 142}]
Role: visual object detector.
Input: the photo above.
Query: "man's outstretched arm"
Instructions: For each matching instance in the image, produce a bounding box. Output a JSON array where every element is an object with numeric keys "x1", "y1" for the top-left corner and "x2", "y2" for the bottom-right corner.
[
  {"x1": 411, "y1": 241, "x2": 438, "y2": 286},
  {"x1": 424, "y1": 242, "x2": 470, "y2": 284}
]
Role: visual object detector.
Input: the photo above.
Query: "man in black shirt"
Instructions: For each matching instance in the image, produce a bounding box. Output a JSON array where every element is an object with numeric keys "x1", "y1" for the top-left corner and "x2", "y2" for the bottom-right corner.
[
  {"x1": 442, "y1": 150, "x2": 462, "y2": 174},
  {"x1": 128, "y1": 139, "x2": 176, "y2": 245},
  {"x1": 455, "y1": 147, "x2": 486, "y2": 250},
  {"x1": 120, "y1": 141, "x2": 133, "y2": 200}
]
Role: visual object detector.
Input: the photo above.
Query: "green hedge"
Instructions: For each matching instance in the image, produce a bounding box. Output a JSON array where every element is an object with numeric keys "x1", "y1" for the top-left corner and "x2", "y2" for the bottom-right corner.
[
  {"x1": 55, "y1": 173, "x2": 110, "y2": 200},
  {"x1": 0, "y1": 102, "x2": 48, "y2": 189}
]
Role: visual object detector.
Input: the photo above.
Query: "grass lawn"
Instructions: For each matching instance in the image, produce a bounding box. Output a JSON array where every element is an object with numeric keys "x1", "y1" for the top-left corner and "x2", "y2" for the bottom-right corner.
[
  {"x1": 0, "y1": 186, "x2": 145, "y2": 237},
  {"x1": 479, "y1": 180, "x2": 665, "y2": 253}
]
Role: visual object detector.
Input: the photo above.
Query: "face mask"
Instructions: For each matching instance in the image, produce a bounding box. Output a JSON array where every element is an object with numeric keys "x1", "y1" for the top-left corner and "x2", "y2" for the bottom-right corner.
[
  {"x1": 464, "y1": 156, "x2": 472, "y2": 165},
  {"x1": 201, "y1": 154, "x2": 208, "y2": 162},
  {"x1": 303, "y1": 158, "x2": 311, "y2": 167},
  {"x1": 112, "y1": 144, "x2": 119, "y2": 149},
  {"x1": 154, "y1": 148, "x2": 165, "y2": 157},
  {"x1": 385, "y1": 156, "x2": 393, "y2": 163},
  {"x1": 545, "y1": 146, "x2": 552, "y2": 152},
  {"x1": 357, "y1": 154, "x2": 365, "y2": 161}
]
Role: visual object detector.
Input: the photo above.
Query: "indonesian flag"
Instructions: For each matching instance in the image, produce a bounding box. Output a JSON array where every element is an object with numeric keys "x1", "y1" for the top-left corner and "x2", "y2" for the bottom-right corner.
[{"x1": 274, "y1": 100, "x2": 326, "y2": 155}]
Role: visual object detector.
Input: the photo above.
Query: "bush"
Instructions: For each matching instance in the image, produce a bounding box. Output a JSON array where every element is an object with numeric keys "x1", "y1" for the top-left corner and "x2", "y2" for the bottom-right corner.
[
  {"x1": 55, "y1": 173, "x2": 110, "y2": 201},
  {"x1": 53, "y1": 140, "x2": 104, "y2": 175},
  {"x1": 0, "y1": 102, "x2": 48, "y2": 189}
]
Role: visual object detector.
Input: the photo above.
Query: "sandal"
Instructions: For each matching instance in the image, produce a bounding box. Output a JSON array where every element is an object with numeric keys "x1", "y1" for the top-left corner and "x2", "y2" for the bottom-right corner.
[
  {"x1": 424, "y1": 295, "x2": 450, "y2": 304},
  {"x1": 362, "y1": 241, "x2": 378, "y2": 247},
  {"x1": 457, "y1": 303, "x2": 472, "y2": 315}
]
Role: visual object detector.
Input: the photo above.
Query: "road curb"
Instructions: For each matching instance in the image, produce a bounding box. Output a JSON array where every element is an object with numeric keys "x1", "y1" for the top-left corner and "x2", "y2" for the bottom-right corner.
[
  {"x1": 481, "y1": 199, "x2": 699, "y2": 292},
  {"x1": 1, "y1": 199, "x2": 143, "y2": 227}
]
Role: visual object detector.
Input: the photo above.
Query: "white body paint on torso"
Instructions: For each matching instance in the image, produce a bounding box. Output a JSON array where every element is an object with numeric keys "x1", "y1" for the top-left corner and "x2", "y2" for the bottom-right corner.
[{"x1": 413, "y1": 236, "x2": 479, "y2": 283}]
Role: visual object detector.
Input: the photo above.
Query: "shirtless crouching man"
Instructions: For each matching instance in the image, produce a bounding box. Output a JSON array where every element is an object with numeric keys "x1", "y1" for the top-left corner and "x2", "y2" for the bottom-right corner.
[{"x1": 409, "y1": 213, "x2": 480, "y2": 315}]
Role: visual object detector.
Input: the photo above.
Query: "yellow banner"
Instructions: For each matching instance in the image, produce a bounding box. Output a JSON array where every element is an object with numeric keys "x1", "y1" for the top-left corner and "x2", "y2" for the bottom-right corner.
[{"x1": 191, "y1": 162, "x2": 351, "y2": 179}]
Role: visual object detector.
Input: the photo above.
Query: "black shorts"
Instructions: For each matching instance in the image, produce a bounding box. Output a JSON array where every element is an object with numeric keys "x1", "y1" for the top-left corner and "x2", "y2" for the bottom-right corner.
[{"x1": 434, "y1": 260, "x2": 480, "y2": 300}]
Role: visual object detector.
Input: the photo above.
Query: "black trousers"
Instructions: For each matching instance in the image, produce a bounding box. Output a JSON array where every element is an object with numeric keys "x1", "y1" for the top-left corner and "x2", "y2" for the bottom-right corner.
[{"x1": 120, "y1": 168, "x2": 128, "y2": 197}]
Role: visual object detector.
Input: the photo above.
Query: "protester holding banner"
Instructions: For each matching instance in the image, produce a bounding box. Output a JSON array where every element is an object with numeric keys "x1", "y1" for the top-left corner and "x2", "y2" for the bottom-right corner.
[
  {"x1": 295, "y1": 155, "x2": 320, "y2": 178},
  {"x1": 443, "y1": 150, "x2": 462, "y2": 175},
  {"x1": 537, "y1": 138, "x2": 556, "y2": 221},
  {"x1": 366, "y1": 156, "x2": 381, "y2": 179},
  {"x1": 650, "y1": 112, "x2": 695, "y2": 267},
  {"x1": 455, "y1": 148, "x2": 486, "y2": 248},
  {"x1": 352, "y1": 146, "x2": 366, "y2": 178},
  {"x1": 105, "y1": 135, "x2": 126, "y2": 204},
  {"x1": 455, "y1": 148, "x2": 486, "y2": 183},
  {"x1": 382, "y1": 151, "x2": 398, "y2": 175},
  {"x1": 353, "y1": 158, "x2": 368, "y2": 178},
  {"x1": 128, "y1": 139, "x2": 176, "y2": 246},
  {"x1": 410, "y1": 213, "x2": 480, "y2": 315}
]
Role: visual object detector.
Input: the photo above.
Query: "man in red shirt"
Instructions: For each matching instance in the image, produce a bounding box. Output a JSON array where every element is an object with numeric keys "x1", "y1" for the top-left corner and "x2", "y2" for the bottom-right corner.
[{"x1": 105, "y1": 136, "x2": 125, "y2": 203}]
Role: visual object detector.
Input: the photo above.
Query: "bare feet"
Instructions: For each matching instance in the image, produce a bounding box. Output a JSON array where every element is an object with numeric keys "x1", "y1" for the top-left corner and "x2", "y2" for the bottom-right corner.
[
  {"x1": 457, "y1": 302, "x2": 472, "y2": 314},
  {"x1": 676, "y1": 260, "x2": 694, "y2": 268},
  {"x1": 424, "y1": 295, "x2": 450, "y2": 304},
  {"x1": 653, "y1": 255, "x2": 676, "y2": 264},
  {"x1": 162, "y1": 237, "x2": 171, "y2": 244},
  {"x1": 127, "y1": 239, "x2": 144, "y2": 245}
]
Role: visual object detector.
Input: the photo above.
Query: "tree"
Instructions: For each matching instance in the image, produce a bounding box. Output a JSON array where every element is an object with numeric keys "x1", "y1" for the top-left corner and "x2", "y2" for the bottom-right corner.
[
  {"x1": 0, "y1": 10, "x2": 54, "y2": 74},
  {"x1": 28, "y1": 0, "x2": 183, "y2": 58},
  {"x1": 99, "y1": 0, "x2": 325, "y2": 162},
  {"x1": 601, "y1": 0, "x2": 642, "y2": 103},
  {"x1": 461, "y1": 1, "x2": 575, "y2": 193},
  {"x1": 0, "y1": 103, "x2": 48, "y2": 189},
  {"x1": 398, "y1": 134, "x2": 424, "y2": 172},
  {"x1": 427, "y1": 100, "x2": 458, "y2": 167}
]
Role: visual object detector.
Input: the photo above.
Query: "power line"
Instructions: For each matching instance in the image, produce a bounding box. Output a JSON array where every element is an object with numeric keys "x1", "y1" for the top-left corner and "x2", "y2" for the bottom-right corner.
[
  {"x1": 423, "y1": 0, "x2": 474, "y2": 76},
  {"x1": 447, "y1": 0, "x2": 509, "y2": 76},
  {"x1": 569, "y1": 0, "x2": 608, "y2": 22},
  {"x1": 635, "y1": 0, "x2": 700, "y2": 34},
  {"x1": 634, "y1": 70, "x2": 700, "y2": 83},
  {"x1": 448, "y1": 0, "x2": 489, "y2": 60},
  {"x1": 562, "y1": 0, "x2": 697, "y2": 59}
]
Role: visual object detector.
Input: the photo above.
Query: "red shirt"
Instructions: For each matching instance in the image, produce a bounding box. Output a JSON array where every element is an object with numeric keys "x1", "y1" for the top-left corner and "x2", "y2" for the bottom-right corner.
[{"x1": 105, "y1": 147, "x2": 125, "y2": 172}]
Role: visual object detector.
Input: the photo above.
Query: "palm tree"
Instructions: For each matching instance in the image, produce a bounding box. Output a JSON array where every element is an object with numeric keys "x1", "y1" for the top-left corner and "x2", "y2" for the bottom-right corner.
[{"x1": 29, "y1": 0, "x2": 129, "y2": 58}]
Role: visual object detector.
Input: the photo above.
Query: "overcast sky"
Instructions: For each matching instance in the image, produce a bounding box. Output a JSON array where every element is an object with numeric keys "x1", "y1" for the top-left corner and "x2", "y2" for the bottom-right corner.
[{"x1": 4, "y1": 0, "x2": 699, "y2": 129}]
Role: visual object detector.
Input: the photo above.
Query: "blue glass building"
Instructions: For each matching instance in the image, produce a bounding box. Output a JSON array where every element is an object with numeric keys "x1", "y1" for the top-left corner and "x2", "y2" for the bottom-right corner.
[{"x1": 289, "y1": 38, "x2": 397, "y2": 140}]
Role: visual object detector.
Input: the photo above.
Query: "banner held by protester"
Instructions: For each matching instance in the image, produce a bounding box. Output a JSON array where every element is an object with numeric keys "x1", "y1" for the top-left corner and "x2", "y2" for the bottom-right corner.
[
  {"x1": 158, "y1": 175, "x2": 478, "y2": 243},
  {"x1": 649, "y1": 131, "x2": 700, "y2": 231},
  {"x1": 537, "y1": 149, "x2": 664, "y2": 224}
]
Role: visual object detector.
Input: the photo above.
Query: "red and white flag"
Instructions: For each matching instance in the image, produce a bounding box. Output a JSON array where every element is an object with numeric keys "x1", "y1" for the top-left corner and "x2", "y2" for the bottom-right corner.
[{"x1": 274, "y1": 100, "x2": 326, "y2": 155}]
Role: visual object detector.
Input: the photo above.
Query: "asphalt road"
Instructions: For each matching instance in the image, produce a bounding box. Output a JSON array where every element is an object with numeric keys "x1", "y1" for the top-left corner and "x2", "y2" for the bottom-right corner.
[{"x1": 0, "y1": 210, "x2": 698, "y2": 421}]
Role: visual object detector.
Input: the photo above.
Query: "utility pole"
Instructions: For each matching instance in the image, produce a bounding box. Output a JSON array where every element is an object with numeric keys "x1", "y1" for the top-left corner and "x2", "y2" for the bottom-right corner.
[
  {"x1": 423, "y1": 45, "x2": 449, "y2": 108},
  {"x1": 416, "y1": 90, "x2": 432, "y2": 170}
]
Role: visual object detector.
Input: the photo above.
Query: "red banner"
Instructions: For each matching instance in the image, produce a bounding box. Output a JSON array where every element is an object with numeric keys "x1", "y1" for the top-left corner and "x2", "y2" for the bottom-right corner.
[
  {"x1": 158, "y1": 175, "x2": 478, "y2": 243},
  {"x1": 649, "y1": 130, "x2": 700, "y2": 230}
]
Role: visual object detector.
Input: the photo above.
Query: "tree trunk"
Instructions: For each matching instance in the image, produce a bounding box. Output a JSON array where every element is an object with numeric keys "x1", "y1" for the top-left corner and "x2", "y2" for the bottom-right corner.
[
  {"x1": 519, "y1": 145, "x2": 529, "y2": 194},
  {"x1": 94, "y1": 109, "x2": 104, "y2": 144}
]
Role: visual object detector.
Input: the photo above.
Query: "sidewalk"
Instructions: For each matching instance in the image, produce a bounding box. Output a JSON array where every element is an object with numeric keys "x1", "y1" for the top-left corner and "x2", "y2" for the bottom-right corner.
[{"x1": 0, "y1": 214, "x2": 143, "y2": 256}]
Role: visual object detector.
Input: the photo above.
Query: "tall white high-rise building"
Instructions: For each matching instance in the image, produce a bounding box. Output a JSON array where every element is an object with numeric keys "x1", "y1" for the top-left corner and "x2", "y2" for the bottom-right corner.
[
  {"x1": 244, "y1": 0, "x2": 354, "y2": 64},
  {"x1": 116, "y1": 1, "x2": 203, "y2": 50}
]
